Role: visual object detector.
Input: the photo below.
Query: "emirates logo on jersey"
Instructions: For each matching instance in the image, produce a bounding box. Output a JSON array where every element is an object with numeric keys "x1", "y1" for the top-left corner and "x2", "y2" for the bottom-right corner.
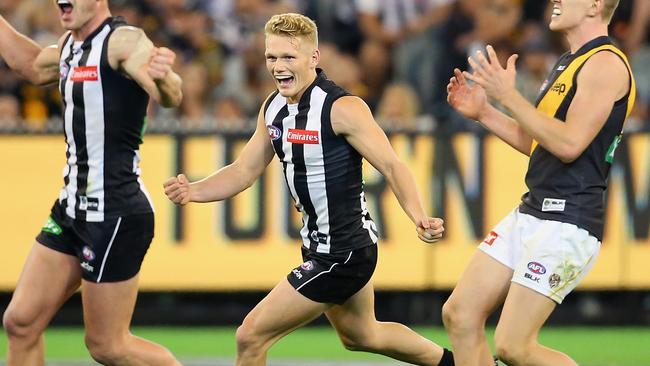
[
  {"x1": 287, "y1": 129, "x2": 319, "y2": 144},
  {"x1": 70, "y1": 66, "x2": 99, "y2": 82}
]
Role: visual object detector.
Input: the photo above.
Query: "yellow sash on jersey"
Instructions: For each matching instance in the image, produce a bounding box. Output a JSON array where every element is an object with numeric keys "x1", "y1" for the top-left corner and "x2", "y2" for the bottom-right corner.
[{"x1": 530, "y1": 44, "x2": 636, "y2": 154}]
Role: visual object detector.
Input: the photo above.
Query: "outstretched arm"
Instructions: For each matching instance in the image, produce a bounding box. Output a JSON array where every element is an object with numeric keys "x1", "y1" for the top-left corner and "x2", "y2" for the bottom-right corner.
[
  {"x1": 164, "y1": 103, "x2": 276, "y2": 204},
  {"x1": 465, "y1": 45, "x2": 629, "y2": 163},
  {"x1": 108, "y1": 26, "x2": 182, "y2": 107},
  {"x1": 0, "y1": 15, "x2": 60, "y2": 85},
  {"x1": 447, "y1": 68, "x2": 533, "y2": 155},
  {"x1": 331, "y1": 96, "x2": 444, "y2": 243}
]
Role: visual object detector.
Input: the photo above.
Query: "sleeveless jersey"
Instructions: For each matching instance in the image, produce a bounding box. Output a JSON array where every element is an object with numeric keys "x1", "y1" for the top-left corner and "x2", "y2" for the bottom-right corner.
[
  {"x1": 264, "y1": 69, "x2": 378, "y2": 254},
  {"x1": 519, "y1": 36, "x2": 636, "y2": 240},
  {"x1": 58, "y1": 17, "x2": 152, "y2": 222}
]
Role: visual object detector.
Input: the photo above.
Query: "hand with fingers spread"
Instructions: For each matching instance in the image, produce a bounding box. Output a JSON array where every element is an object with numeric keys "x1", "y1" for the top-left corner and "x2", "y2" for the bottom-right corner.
[
  {"x1": 416, "y1": 217, "x2": 445, "y2": 244},
  {"x1": 463, "y1": 44, "x2": 518, "y2": 104},
  {"x1": 147, "y1": 46, "x2": 176, "y2": 81},
  {"x1": 447, "y1": 67, "x2": 488, "y2": 121},
  {"x1": 163, "y1": 173, "x2": 191, "y2": 205}
]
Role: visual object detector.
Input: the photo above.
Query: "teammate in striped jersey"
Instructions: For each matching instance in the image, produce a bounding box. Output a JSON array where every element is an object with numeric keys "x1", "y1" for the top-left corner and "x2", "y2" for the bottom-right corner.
[
  {"x1": 0, "y1": 1, "x2": 182, "y2": 365},
  {"x1": 164, "y1": 12, "x2": 454, "y2": 366},
  {"x1": 443, "y1": 0, "x2": 634, "y2": 365}
]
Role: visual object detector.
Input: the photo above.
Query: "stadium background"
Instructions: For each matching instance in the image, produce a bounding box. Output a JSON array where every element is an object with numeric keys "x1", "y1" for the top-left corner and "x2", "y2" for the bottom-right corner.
[{"x1": 1, "y1": 0, "x2": 649, "y2": 364}]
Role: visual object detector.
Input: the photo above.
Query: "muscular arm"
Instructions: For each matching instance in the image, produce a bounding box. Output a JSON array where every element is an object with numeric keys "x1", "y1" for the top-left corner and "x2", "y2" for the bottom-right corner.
[
  {"x1": 498, "y1": 52, "x2": 629, "y2": 162},
  {"x1": 332, "y1": 96, "x2": 427, "y2": 225},
  {"x1": 165, "y1": 103, "x2": 276, "y2": 204},
  {"x1": 0, "y1": 16, "x2": 60, "y2": 85},
  {"x1": 477, "y1": 105, "x2": 533, "y2": 155},
  {"x1": 108, "y1": 26, "x2": 182, "y2": 107}
]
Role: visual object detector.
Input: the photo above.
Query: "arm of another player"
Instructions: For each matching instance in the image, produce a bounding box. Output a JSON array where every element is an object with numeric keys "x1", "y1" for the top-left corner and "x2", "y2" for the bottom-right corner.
[
  {"x1": 0, "y1": 15, "x2": 60, "y2": 85},
  {"x1": 163, "y1": 103, "x2": 276, "y2": 205},
  {"x1": 447, "y1": 68, "x2": 533, "y2": 155},
  {"x1": 108, "y1": 26, "x2": 182, "y2": 107},
  {"x1": 466, "y1": 45, "x2": 629, "y2": 163},
  {"x1": 331, "y1": 96, "x2": 444, "y2": 243}
]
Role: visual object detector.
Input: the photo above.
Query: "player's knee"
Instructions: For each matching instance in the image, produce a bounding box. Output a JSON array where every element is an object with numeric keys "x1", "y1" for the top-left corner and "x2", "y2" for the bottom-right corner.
[
  {"x1": 85, "y1": 334, "x2": 125, "y2": 365},
  {"x1": 340, "y1": 336, "x2": 374, "y2": 352},
  {"x1": 2, "y1": 307, "x2": 39, "y2": 341},
  {"x1": 235, "y1": 322, "x2": 263, "y2": 352},
  {"x1": 494, "y1": 335, "x2": 529, "y2": 365},
  {"x1": 442, "y1": 298, "x2": 477, "y2": 332},
  {"x1": 338, "y1": 329, "x2": 377, "y2": 352}
]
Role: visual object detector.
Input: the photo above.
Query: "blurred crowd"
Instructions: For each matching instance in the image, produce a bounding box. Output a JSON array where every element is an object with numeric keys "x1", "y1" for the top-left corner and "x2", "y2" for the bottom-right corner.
[{"x1": 1, "y1": 0, "x2": 649, "y2": 133}]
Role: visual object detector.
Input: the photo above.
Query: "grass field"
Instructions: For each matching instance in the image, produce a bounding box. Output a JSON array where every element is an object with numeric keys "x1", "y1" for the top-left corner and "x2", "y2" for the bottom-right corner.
[{"x1": 1, "y1": 326, "x2": 649, "y2": 365}]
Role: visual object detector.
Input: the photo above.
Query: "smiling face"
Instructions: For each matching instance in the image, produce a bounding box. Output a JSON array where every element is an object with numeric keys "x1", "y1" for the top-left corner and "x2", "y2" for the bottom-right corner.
[
  {"x1": 548, "y1": 0, "x2": 601, "y2": 31},
  {"x1": 265, "y1": 34, "x2": 319, "y2": 104}
]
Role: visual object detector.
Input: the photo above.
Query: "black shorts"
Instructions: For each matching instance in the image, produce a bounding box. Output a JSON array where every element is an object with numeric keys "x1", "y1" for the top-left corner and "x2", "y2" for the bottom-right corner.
[
  {"x1": 287, "y1": 245, "x2": 378, "y2": 305},
  {"x1": 36, "y1": 201, "x2": 154, "y2": 283}
]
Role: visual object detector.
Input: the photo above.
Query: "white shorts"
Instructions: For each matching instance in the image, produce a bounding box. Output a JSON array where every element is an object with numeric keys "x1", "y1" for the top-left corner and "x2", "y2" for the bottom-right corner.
[{"x1": 479, "y1": 208, "x2": 600, "y2": 304}]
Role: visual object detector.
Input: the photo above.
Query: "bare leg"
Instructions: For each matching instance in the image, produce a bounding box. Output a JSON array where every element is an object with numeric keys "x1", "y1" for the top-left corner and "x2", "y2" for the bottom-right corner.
[
  {"x1": 3, "y1": 243, "x2": 81, "y2": 366},
  {"x1": 82, "y1": 275, "x2": 181, "y2": 366},
  {"x1": 442, "y1": 250, "x2": 513, "y2": 366},
  {"x1": 494, "y1": 283, "x2": 577, "y2": 366},
  {"x1": 326, "y1": 281, "x2": 445, "y2": 366},
  {"x1": 235, "y1": 279, "x2": 329, "y2": 366}
]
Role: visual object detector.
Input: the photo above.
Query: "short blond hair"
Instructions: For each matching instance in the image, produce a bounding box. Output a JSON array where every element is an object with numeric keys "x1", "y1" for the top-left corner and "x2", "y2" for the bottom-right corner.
[
  {"x1": 264, "y1": 13, "x2": 318, "y2": 47},
  {"x1": 602, "y1": 0, "x2": 620, "y2": 23}
]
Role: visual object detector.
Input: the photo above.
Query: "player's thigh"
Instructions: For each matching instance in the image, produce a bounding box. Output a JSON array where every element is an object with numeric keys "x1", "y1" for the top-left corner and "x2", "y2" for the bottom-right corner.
[
  {"x1": 325, "y1": 281, "x2": 377, "y2": 340},
  {"x1": 5, "y1": 242, "x2": 81, "y2": 329},
  {"x1": 241, "y1": 279, "x2": 328, "y2": 340},
  {"x1": 81, "y1": 275, "x2": 140, "y2": 338},
  {"x1": 78, "y1": 213, "x2": 154, "y2": 284},
  {"x1": 495, "y1": 282, "x2": 556, "y2": 344},
  {"x1": 445, "y1": 250, "x2": 513, "y2": 318},
  {"x1": 511, "y1": 217, "x2": 600, "y2": 304},
  {"x1": 288, "y1": 245, "x2": 377, "y2": 305},
  {"x1": 78, "y1": 213, "x2": 153, "y2": 337}
]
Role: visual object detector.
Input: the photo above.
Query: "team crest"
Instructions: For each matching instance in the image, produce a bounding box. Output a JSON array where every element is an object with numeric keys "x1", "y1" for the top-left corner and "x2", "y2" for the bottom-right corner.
[
  {"x1": 268, "y1": 125, "x2": 282, "y2": 141},
  {"x1": 60, "y1": 62, "x2": 69, "y2": 79},
  {"x1": 82, "y1": 246, "x2": 95, "y2": 261},
  {"x1": 300, "y1": 261, "x2": 314, "y2": 271},
  {"x1": 549, "y1": 273, "x2": 561, "y2": 289}
]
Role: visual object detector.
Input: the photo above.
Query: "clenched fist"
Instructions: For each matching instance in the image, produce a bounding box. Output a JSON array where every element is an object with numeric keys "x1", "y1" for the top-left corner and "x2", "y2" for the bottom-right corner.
[
  {"x1": 148, "y1": 47, "x2": 175, "y2": 80},
  {"x1": 163, "y1": 173, "x2": 191, "y2": 205},
  {"x1": 416, "y1": 217, "x2": 444, "y2": 244}
]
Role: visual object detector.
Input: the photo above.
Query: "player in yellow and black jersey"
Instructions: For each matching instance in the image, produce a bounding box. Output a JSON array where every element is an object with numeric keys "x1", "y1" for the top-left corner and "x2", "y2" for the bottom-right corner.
[{"x1": 443, "y1": 0, "x2": 635, "y2": 365}]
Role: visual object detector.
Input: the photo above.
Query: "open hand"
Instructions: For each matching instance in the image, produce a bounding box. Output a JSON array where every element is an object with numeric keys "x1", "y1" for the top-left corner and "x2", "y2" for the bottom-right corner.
[
  {"x1": 463, "y1": 45, "x2": 518, "y2": 104},
  {"x1": 447, "y1": 67, "x2": 488, "y2": 121}
]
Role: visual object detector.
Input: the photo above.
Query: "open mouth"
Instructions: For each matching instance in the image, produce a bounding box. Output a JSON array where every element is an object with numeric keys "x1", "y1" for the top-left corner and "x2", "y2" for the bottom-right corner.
[
  {"x1": 57, "y1": 0, "x2": 73, "y2": 15},
  {"x1": 551, "y1": 6, "x2": 561, "y2": 17},
  {"x1": 275, "y1": 75, "x2": 294, "y2": 87}
]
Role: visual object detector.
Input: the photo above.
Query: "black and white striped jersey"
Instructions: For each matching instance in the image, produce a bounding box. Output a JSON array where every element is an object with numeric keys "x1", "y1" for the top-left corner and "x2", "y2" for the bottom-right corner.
[
  {"x1": 57, "y1": 17, "x2": 152, "y2": 222},
  {"x1": 264, "y1": 69, "x2": 378, "y2": 254}
]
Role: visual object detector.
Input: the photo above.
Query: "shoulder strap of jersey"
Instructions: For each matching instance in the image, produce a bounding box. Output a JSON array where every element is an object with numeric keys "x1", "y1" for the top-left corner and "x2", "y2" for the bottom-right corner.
[{"x1": 531, "y1": 44, "x2": 635, "y2": 154}]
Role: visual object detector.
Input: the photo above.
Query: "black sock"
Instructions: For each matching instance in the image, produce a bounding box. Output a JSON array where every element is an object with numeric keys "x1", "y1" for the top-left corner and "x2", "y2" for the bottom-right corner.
[{"x1": 438, "y1": 347, "x2": 455, "y2": 366}]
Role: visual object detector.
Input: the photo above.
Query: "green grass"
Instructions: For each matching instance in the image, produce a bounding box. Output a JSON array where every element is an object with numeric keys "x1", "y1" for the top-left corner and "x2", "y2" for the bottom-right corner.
[{"x1": 1, "y1": 326, "x2": 649, "y2": 365}]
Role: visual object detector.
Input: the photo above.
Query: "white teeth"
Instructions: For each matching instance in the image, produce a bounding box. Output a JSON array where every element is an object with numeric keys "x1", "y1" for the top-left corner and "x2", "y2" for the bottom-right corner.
[
  {"x1": 58, "y1": 0, "x2": 72, "y2": 4},
  {"x1": 275, "y1": 75, "x2": 292, "y2": 80},
  {"x1": 552, "y1": 6, "x2": 561, "y2": 16}
]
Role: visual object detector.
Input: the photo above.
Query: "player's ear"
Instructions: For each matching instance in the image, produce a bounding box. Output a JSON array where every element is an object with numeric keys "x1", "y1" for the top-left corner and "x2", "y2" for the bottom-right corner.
[
  {"x1": 588, "y1": 0, "x2": 602, "y2": 18},
  {"x1": 311, "y1": 49, "x2": 320, "y2": 67}
]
